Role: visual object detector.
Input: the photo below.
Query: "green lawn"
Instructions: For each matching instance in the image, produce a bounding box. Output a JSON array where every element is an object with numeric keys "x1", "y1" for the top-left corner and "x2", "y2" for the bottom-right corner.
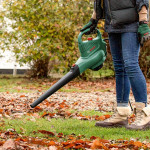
[
  {"x1": 0, "y1": 75, "x2": 114, "y2": 93},
  {"x1": 1, "y1": 114, "x2": 150, "y2": 141},
  {"x1": 0, "y1": 75, "x2": 150, "y2": 143}
]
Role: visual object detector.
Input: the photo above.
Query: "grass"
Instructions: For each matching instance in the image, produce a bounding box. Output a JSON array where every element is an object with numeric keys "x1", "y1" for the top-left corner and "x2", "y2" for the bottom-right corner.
[
  {"x1": 92, "y1": 68, "x2": 114, "y2": 78},
  {"x1": 0, "y1": 75, "x2": 149, "y2": 142},
  {"x1": 0, "y1": 75, "x2": 114, "y2": 93},
  {"x1": 0, "y1": 75, "x2": 53, "y2": 93},
  {"x1": 67, "y1": 110, "x2": 112, "y2": 116},
  {"x1": 0, "y1": 110, "x2": 149, "y2": 141},
  {"x1": 1, "y1": 115, "x2": 150, "y2": 141},
  {"x1": 0, "y1": 76, "x2": 36, "y2": 93},
  {"x1": 0, "y1": 77, "x2": 90, "y2": 93}
]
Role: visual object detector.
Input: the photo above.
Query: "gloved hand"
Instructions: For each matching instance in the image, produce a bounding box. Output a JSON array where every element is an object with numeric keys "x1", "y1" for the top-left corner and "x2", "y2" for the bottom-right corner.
[
  {"x1": 80, "y1": 18, "x2": 98, "y2": 35},
  {"x1": 138, "y1": 21, "x2": 150, "y2": 46}
]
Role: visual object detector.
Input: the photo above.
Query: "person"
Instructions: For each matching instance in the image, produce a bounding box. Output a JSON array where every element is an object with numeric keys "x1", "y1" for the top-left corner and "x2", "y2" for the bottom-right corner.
[{"x1": 81, "y1": 0, "x2": 150, "y2": 130}]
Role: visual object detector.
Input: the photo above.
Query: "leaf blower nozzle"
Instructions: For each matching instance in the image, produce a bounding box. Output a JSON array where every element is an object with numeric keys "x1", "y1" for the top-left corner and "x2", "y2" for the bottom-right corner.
[
  {"x1": 30, "y1": 28, "x2": 107, "y2": 108},
  {"x1": 30, "y1": 65, "x2": 80, "y2": 108}
]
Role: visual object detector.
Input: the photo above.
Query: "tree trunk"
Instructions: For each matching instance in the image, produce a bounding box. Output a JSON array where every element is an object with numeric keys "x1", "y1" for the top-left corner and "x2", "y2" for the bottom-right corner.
[{"x1": 28, "y1": 57, "x2": 50, "y2": 78}]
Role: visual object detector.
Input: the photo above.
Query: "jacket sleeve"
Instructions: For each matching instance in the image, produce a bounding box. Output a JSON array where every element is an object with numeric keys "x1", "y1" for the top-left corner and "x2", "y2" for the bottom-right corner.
[{"x1": 136, "y1": 0, "x2": 149, "y2": 12}]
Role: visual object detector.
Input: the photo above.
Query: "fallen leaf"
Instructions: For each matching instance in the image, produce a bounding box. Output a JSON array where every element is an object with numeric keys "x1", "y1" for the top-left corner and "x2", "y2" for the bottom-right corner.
[
  {"x1": 20, "y1": 95, "x2": 26, "y2": 97},
  {"x1": 38, "y1": 130, "x2": 55, "y2": 136},
  {"x1": 2, "y1": 139, "x2": 16, "y2": 149},
  {"x1": 49, "y1": 146, "x2": 57, "y2": 150},
  {"x1": 134, "y1": 141, "x2": 143, "y2": 147},
  {"x1": 91, "y1": 139, "x2": 109, "y2": 150},
  {"x1": 47, "y1": 141, "x2": 56, "y2": 146}
]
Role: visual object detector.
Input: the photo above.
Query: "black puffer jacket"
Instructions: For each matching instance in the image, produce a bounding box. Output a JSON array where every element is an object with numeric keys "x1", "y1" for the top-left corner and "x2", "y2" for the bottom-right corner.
[{"x1": 95, "y1": 0, "x2": 149, "y2": 33}]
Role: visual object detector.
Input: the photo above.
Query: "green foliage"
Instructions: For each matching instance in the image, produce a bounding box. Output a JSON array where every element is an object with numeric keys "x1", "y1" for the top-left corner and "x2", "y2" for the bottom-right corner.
[
  {"x1": 139, "y1": 41, "x2": 150, "y2": 78},
  {"x1": 2, "y1": 0, "x2": 149, "y2": 79},
  {"x1": 0, "y1": 0, "x2": 93, "y2": 77}
]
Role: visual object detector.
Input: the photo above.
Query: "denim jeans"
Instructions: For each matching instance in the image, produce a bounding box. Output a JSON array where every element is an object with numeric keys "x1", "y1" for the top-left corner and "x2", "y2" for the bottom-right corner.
[{"x1": 108, "y1": 32, "x2": 147, "y2": 104}]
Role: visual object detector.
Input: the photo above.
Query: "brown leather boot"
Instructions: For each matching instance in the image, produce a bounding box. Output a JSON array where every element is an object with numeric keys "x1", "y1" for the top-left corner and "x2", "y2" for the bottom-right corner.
[
  {"x1": 95, "y1": 107, "x2": 131, "y2": 128},
  {"x1": 126, "y1": 102, "x2": 150, "y2": 130}
]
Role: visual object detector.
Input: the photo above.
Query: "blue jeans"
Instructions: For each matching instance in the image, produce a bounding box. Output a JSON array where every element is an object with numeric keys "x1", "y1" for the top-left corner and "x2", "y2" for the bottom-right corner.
[{"x1": 108, "y1": 32, "x2": 147, "y2": 104}]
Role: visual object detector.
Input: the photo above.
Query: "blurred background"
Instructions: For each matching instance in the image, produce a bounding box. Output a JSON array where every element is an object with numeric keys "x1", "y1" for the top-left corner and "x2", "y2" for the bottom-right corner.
[{"x1": 0, "y1": 0, "x2": 150, "y2": 80}]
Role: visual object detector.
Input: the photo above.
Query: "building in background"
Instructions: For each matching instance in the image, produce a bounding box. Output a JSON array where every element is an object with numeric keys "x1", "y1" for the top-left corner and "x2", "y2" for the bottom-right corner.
[
  {"x1": 0, "y1": 0, "x2": 30, "y2": 75},
  {"x1": 0, "y1": 50, "x2": 30, "y2": 74}
]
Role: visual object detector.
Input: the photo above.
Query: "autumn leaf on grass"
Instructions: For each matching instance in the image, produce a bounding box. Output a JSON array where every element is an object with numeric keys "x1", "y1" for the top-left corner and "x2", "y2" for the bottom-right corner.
[
  {"x1": 5, "y1": 129, "x2": 18, "y2": 136},
  {"x1": 38, "y1": 89, "x2": 42, "y2": 92},
  {"x1": 2, "y1": 139, "x2": 16, "y2": 150},
  {"x1": 90, "y1": 136, "x2": 97, "y2": 140},
  {"x1": 38, "y1": 130, "x2": 55, "y2": 136},
  {"x1": 99, "y1": 139, "x2": 110, "y2": 144},
  {"x1": 0, "y1": 141, "x2": 5, "y2": 146},
  {"x1": 47, "y1": 141, "x2": 56, "y2": 146},
  {"x1": 146, "y1": 143, "x2": 150, "y2": 148},
  {"x1": 75, "y1": 139, "x2": 85, "y2": 144},
  {"x1": 57, "y1": 133, "x2": 64, "y2": 138},
  {"x1": 41, "y1": 112, "x2": 55, "y2": 118},
  {"x1": 20, "y1": 95, "x2": 26, "y2": 98},
  {"x1": 133, "y1": 141, "x2": 143, "y2": 147},
  {"x1": 104, "y1": 114, "x2": 111, "y2": 119},
  {"x1": 15, "y1": 137, "x2": 28, "y2": 142},
  {"x1": 33, "y1": 106, "x2": 43, "y2": 112},
  {"x1": 0, "y1": 109, "x2": 3, "y2": 114},
  {"x1": 41, "y1": 112, "x2": 49, "y2": 117},
  {"x1": 91, "y1": 139, "x2": 109, "y2": 150},
  {"x1": 74, "y1": 144, "x2": 84, "y2": 149},
  {"x1": 64, "y1": 143, "x2": 75, "y2": 149},
  {"x1": 95, "y1": 115, "x2": 105, "y2": 121}
]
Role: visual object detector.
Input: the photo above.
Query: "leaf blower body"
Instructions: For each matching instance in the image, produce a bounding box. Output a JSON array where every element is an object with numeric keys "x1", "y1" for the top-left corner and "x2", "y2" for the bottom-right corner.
[{"x1": 30, "y1": 29, "x2": 107, "y2": 108}]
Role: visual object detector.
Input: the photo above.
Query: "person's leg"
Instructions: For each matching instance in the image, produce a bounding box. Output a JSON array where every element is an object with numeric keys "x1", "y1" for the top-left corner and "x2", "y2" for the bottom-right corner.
[
  {"x1": 108, "y1": 33, "x2": 131, "y2": 106},
  {"x1": 95, "y1": 33, "x2": 131, "y2": 128},
  {"x1": 121, "y1": 32, "x2": 150, "y2": 130},
  {"x1": 121, "y1": 32, "x2": 147, "y2": 104}
]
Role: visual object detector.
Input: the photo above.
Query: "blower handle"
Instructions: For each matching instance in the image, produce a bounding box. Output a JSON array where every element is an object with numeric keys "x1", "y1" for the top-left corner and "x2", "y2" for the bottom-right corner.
[{"x1": 78, "y1": 28, "x2": 102, "y2": 44}]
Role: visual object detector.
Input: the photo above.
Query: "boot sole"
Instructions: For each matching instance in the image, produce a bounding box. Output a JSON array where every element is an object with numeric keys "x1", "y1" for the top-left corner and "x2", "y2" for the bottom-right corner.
[
  {"x1": 126, "y1": 121, "x2": 150, "y2": 130},
  {"x1": 95, "y1": 120, "x2": 128, "y2": 128},
  {"x1": 140, "y1": 121, "x2": 150, "y2": 131}
]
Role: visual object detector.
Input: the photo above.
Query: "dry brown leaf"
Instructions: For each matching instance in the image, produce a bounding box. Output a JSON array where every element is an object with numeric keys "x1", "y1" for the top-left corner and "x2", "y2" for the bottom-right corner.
[
  {"x1": 49, "y1": 146, "x2": 57, "y2": 150},
  {"x1": 38, "y1": 130, "x2": 55, "y2": 136},
  {"x1": 91, "y1": 139, "x2": 109, "y2": 150},
  {"x1": 47, "y1": 141, "x2": 56, "y2": 146},
  {"x1": 20, "y1": 95, "x2": 26, "y2": 98},
  {"x1": 2, "y1": 139, "x2": 16, "y2": 150},
  {"x1": 134, "y1": 141, "x2": 143, "y2": 147}
]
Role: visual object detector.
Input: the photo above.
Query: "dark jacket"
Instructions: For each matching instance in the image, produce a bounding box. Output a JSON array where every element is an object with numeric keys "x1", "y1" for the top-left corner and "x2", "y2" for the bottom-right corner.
[{"x1": 98, "y1": 0, "x2": 149, "y2": 33}]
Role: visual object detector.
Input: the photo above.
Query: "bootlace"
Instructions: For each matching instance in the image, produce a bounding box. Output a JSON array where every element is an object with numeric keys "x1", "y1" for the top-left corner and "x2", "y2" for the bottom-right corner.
[{"x1": 132, "y1": 110, "x2": 145, "y2": 125}]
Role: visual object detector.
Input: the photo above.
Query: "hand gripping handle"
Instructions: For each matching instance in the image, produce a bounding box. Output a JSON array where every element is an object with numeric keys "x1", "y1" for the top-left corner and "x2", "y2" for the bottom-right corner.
[{"x1": 78, "y1": 28, "x2": 102, "y2": 44}]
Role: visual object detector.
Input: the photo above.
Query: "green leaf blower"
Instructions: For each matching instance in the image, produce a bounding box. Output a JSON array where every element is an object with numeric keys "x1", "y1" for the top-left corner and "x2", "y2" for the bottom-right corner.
[{"x1": 30, "y1": 28, "x2": 107, "y2": 108}]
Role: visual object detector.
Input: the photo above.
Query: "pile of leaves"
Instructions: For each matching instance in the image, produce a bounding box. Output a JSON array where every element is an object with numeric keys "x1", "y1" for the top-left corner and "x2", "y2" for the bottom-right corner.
[
  {"x1": 0, "y1": 130, "x2": 150, "y2": 149},
  {"x1": 0, "y1": 94, "x2": 146, "y2": 150}
]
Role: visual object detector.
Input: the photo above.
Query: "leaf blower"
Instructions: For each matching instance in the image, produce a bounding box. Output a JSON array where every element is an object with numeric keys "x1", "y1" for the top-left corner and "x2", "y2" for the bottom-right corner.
[{"x1": 30, "y1": 28, "x2": 107, "y2": 108}]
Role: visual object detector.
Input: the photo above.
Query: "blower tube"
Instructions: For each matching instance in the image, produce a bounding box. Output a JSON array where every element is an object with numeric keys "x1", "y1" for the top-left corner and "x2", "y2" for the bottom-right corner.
[{"x1": 30, "y1": 65, "x2": 80, "y2": 108}]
